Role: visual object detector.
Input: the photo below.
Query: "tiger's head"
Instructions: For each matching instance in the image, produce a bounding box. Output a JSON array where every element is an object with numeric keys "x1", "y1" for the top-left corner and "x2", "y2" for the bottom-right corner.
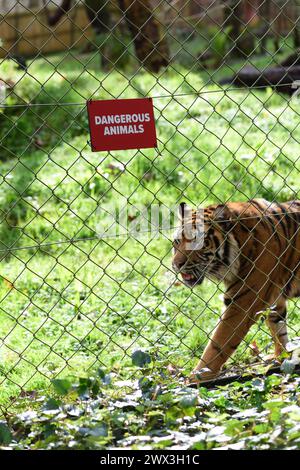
[{"x1": 172, "y1": 202, "x2": 239, "y2": 288}]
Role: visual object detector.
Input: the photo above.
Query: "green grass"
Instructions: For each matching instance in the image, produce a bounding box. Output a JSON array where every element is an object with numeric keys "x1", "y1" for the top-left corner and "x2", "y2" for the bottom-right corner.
[{"x1": 0, "y1": 46, "x2": 300, "y2": 447}]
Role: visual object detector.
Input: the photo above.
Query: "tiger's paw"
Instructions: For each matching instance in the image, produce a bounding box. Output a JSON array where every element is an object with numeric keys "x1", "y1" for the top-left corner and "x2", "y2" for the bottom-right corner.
[
  {"x1": 261, "y1": 353, "x2": 281, "y2": 364},
  {"x1": 186, "y1": 367, "x2": 221, "y2": 385}
]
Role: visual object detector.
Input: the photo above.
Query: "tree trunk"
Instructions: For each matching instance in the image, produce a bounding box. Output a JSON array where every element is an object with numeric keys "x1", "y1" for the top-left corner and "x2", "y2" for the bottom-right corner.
[
  {"x1": 47, "y1": 0, "x2": 72, "y2": 27},
  {"x1": 84, "y1": 0, "x2": 111, "y2": 35},
  {"x1": 118, "y1": 0, "x2": 169, "y2": 72},
  {"x1": 48, "y1": 0, "x2": 110, "y2": 34},
  {"x1": 257, "y1": 0, "x2": 271, "y2": 54},
  {"x1": 223, "y1": 0, "x2": 245, "y2": 57}
]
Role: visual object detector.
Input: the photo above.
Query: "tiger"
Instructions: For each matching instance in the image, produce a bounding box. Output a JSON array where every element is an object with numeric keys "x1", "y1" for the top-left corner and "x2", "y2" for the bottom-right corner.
[{"x1": 172, "y1": 199, "x2": 300, "y2": 382}]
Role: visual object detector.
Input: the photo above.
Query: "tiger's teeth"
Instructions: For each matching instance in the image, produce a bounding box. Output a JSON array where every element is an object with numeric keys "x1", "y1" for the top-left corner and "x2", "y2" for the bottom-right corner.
[{"x1": 181, "y1": 273, "x2": 194, "y2": 280}]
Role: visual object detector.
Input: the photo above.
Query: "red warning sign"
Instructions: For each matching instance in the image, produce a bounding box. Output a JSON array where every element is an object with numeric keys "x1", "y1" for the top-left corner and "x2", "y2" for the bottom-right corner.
[{"x1": 87, "y1": 98, "x2": 157, "y2": 152}]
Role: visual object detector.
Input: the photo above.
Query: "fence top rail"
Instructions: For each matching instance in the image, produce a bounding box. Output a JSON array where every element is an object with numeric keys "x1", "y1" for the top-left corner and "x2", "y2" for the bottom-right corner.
[{"x1": 0, "y1": 81, "x2": 296, "y2": 109}]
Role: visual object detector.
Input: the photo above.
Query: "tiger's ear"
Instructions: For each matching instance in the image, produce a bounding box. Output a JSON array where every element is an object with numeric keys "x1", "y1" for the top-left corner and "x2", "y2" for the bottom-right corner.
[
  {"x1": 213, "y1": 204, "x2": 232, "y2": 231},
  {"x1": 178, "y1": 202, "x2": 192, "y2": 221}
]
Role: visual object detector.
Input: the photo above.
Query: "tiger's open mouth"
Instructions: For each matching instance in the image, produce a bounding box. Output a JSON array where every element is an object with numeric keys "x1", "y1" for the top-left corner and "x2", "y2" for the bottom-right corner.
[{"x1": 180, "y1": 272, "x2": 204, "y2": 287}]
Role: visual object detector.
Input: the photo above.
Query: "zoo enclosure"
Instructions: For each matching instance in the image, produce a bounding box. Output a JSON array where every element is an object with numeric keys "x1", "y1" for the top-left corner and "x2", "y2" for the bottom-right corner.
[{"x1": 1, "y1": 0, "x2": 300, "y2": 413}]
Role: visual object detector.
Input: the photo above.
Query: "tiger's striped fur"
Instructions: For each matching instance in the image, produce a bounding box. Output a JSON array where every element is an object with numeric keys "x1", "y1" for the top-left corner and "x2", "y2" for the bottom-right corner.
[{"x1": 172, "y1": 199, "x2": 300, "y2": 381}]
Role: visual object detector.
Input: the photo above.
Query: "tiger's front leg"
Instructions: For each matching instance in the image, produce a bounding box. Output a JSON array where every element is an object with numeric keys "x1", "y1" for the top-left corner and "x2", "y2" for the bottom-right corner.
[{"x1": 190, "y1": 303, "x2": 257, "y2": 382}]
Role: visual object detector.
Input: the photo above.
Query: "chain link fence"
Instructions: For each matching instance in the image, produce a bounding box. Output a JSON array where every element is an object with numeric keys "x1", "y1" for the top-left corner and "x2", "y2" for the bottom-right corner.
[{"x1": 1, "y1": 0, "x2": 300, "y2": 414}]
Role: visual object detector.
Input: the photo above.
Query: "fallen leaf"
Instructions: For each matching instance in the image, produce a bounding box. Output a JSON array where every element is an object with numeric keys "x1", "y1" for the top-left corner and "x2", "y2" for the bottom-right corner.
[
  {"x1": 20, "y1": 390, "x2": 37, "y2": 399},
  {"x1": 143, "y1": 172, "x2": 154, "y2": 181},
  {"x1": 250, "y1": 341, "x2": 260, "y2": 357},
  {"x1": 3, "y1": 278, "x2": 14, "y2": 290},
  {"x1": 33, "y1": 137, "x2": 45, "y2": 148},
  {"x1": 167, "y1": 363, "x2": 179, "y2": 376},
  {"x1": 107, "y1": 162, "x2": 125, "y2": 173},
  {"x1": 286, "y1": 338, "x2": 300, "y2": 352}
]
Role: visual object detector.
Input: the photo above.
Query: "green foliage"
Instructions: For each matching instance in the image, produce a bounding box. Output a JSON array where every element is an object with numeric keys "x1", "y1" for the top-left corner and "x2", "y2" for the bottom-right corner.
[
  {"x1": 0, "y1": 422, "x2": 12, "y2": 446},
  {"x1": 0, "y1": 59, "x2": 19, "y2": 80},
  {"x1": 52, "y1": 379, "x2": 72, "y2": 396},
  {"x1": 1, "y1": 372, "x2": 300, "y2": 449},
  {"x1": 132, "y1": 350, "x2": 152, "y2": 368},
  {"x1": 208, "y1": 26, "x2": 232, "y2": 65}
]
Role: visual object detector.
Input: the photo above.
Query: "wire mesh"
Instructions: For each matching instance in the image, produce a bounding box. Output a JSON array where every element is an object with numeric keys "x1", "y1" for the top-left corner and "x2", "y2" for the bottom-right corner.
[{"x1": 1, "y1": 0, "x2": 300, "y2": 413}]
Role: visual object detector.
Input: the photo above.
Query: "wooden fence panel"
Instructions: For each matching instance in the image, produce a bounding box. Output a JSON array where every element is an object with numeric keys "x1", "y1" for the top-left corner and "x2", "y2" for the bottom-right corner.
[{"x1": 0, "y1": 5, "x2": 93, "y2": 58}]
